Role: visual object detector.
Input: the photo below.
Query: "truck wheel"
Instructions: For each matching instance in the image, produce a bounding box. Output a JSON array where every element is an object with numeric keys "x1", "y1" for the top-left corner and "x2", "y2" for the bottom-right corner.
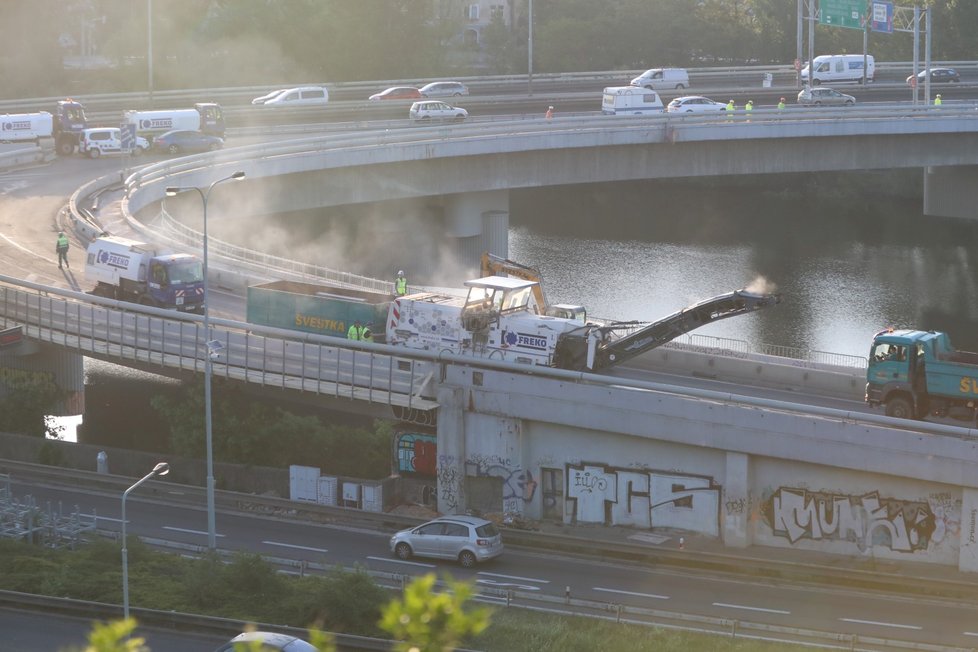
[
  {"x1": 56, "y1": 140, "x2": 75, "y2": 156},
  {"x1": 884, "y1": 396, "x2": 913, "y2": 419},
  {"x1": 812, "y1": 79, "x2": 822, "y2": 86},
  {"x1": 675, "y1": 83, "x2": 686, "y2": 90}
]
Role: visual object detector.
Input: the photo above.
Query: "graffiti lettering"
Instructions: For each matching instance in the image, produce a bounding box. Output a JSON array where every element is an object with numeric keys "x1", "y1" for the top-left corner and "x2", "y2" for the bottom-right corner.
[
  {"x1": 394, "y1": 432, "x2": 436, "y2": 476},
  {"x1": 566, "y1": 464, "x2": 720, "y2": 536},
  {"x1": 763, "y1": 488, "x2": 943, "y2": 553}
]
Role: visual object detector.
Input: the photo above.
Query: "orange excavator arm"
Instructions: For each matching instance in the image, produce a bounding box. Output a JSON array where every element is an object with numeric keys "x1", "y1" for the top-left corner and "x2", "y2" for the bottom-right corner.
[{"x1": 480, "y1": 252, "x2": 548, "y2": 311}]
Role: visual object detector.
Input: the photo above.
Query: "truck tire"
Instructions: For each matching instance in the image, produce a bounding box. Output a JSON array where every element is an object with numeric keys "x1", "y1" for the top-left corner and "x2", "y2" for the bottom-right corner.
[
  {"x1": 56, "y1": 138, "x2": 75, "y2": 156},
  {"x1": 884, "y1": 396, "x2": 914, "y2": 419}
]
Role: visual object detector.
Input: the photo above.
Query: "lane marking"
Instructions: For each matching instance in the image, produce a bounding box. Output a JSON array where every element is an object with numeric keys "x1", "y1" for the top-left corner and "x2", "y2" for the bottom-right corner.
[
  {"x1": 0, "y1": 232, "x2": 50, "y2": 260},
  {"x1": 98, "y1": 516, "x2": 124, "y2": 523},
  {"x1": 477, "y1": 571, "x2": 549, "y2": 584},
  {"x1": 162, "y1": 526, "x2": 225, "y2": 537},
  {"x1": 713, "y1": 602, "x2": 790, "y2": 615},
  {"x1": 964, "y1": 632, "x2": 978, "y2": 637},
  {"x1": 262, "y1": 540, "x2": 328, "y2": 554},
  {"x1": 839, "y1": 618, "x2": 921, "y2": 631},
  {"x1": 595, "y1": 587, "x2": 669, "y2": 600},
  {"x1": 366, "y1": 555, "x2": 436, "y2": 568}
]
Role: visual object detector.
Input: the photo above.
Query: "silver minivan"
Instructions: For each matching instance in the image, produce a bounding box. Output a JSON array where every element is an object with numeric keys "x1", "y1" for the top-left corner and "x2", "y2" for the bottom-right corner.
[
  {"x1": 390, "y1": 515, "x2": 503, "y2": 567},
  {"x1": 630, "y1": 68, "x2": 689, "y2": 91}
]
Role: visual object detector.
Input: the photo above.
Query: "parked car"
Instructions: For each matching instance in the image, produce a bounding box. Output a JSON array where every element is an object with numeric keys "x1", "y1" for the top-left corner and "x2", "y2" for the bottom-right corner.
[
  {"x1": 409, "y1": 100, "x2": 468, "y2": 122},
  {"x1": 213, "y1": 632, "x2": 317, "y2": 652},
  {"x1": 907, "y1": 67, "x2": 960, "y2": 85},
  {"x1": 251, "y1": 89, "x2": 288, "y2": 105},
  {"x1": 666, "y1": 96, "x2": 727, "y2": 113},
  {"x1": 79, "y1": 128, "x2": 150, "y2": 159},
  {"x1": 153, "y1": 129, "x2": 224, "y2": 155},
  {"x1": 369, "y1": 86, "x2": 422, "y2": 101},
  {"x1": 390, "y1": 515, "x2": 503, "y2": 567},
  {"x1": 796, "y1": 87, "x2": 855, "y2": 106},
  {"x1": 419, "y1": 81, "x2": 469, "y2": 98},
  {"x1": 257, "y1": 86, "x2": 328, "y2": 107}
]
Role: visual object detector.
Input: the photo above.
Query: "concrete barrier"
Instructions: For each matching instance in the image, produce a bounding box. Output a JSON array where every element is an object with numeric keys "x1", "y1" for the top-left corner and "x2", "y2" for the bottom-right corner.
[
  {"x1": 638, "y1": 345, "x2": 865, "y2": 401},
  {"x1": 0, "y1": 142, "x2": 53, "y2": 170}
]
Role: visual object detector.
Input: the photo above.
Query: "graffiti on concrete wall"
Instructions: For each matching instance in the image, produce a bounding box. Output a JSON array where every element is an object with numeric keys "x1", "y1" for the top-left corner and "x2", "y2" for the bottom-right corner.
[
  {"x1": 437, "y1": 454, "x2": 462, "y2": 512},
  {"x1": 466, "y1": 453, "x2": 537, "y2": 514},
  {"x1": 565, "y1": 463, "x2": 720, "y2": 536},
  {"x1": 393, "y1": 431, "x2": 436, "y2": 476},
  {"x1": 763, "y1": 487, "x2": 960, "y2": 553}
]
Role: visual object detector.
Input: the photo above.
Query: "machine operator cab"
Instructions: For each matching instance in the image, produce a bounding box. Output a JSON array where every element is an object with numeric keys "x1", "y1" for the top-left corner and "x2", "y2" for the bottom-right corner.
[{"x1": 461, "y1": 276, "x2": 538, "y2": 331}]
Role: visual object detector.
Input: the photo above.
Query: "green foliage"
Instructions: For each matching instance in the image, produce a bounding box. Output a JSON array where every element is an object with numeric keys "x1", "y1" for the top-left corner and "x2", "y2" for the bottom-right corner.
[
  {"x1": 283, "y1": 565, "x2": 390, "y2": 636},
  {"x1": 378, "y1": 573, "x2": 491, "y2": 652},
  {"x1": 0, "y1": 372, "x2": 66, "y2": 438},
  {"x1": 59, "y1": 617, "x2": 148, "y2": 652},
  {"x1": 151, "y1": 380, "x2": 393, "y2": 478}
]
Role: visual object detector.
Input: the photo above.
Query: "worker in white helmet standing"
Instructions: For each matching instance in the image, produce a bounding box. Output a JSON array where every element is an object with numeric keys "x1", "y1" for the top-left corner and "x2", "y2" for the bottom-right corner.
[{"x1": 395, "y1": 270, "x2": 408, "y2": 297}]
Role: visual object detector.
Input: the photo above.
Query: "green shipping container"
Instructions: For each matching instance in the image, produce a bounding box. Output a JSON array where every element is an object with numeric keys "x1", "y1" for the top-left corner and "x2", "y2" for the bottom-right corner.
[{"x1": 247, "y1": 280, "x2": 390, "y2": 341}]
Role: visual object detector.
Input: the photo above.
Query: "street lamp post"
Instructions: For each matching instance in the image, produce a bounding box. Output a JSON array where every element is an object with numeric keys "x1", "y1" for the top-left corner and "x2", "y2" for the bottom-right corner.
[
  {"x1": 165, "y1": 171, "x2": 245, "y2": 550},
  {"x1": 122, "y1": 461, "x2": 169, "y2": 619}
]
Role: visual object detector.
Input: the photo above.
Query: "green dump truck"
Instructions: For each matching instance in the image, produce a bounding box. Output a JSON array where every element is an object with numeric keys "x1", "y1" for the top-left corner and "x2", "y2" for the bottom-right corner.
[
  {"x1": 246, "y1": 280, "x2": 390, "y2": 341},
  {"x1": 865, "y1": 328, "x2": 978, "y2": 421}
]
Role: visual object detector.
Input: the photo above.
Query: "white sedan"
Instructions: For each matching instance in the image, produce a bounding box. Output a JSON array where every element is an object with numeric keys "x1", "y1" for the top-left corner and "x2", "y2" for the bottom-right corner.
[{"x1": 666, "y1": 96, "x2": 728, "y2": 113}]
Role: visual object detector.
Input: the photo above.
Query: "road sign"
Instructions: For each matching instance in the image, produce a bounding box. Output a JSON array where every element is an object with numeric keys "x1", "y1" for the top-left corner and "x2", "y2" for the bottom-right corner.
[
  {"x1": 870, "y1": 1, "x2": 893, "y2": 33},
  {"x1": 119, "y1": 123, "x2": 136, "y2": 152},
  {"x1": 820, "y1": 0, "x2": 865, "y2": 30}
]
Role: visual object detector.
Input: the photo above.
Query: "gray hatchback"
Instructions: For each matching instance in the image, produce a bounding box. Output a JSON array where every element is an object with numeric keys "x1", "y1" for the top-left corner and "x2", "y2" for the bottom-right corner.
[{"x1": 390, "y1": 515, "x2": 503, "y2": 567}]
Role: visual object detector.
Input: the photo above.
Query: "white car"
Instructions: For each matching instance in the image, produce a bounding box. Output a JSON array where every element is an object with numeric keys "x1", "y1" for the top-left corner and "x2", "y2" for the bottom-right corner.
[
  {"x1": 79, "y1": 128, "x2": 150, "y2": 159},
  {"x1": 666, "y1": 96, "x2": 727, "y2": 113},
  {"x1": 409, "y1": 100, "x2": 468, "y2": 122},
  {"x1": 256, "y1": 86, "x2": 329, "y2": 107},
  {"x1": 251, "y1": 89, "x2": 287, "y2": 105}
]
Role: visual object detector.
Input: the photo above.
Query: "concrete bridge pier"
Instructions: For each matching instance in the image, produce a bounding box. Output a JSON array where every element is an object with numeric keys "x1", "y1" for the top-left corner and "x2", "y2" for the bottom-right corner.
[
  {"x1": 444, "y1": 190, "x2": 509, "y2": 273},
  {"x1": 436, "y1": 385, "x2": 467, "y2": 515},
  {"x1": 0, "y1": 340, "x2": 84, "y2": 417},
  {"x1": 923, "y1": 165, "x2": 978, "y2": 219},
  {"x1": 723, "y1": 451, "x2": 751, "y2": 548}
]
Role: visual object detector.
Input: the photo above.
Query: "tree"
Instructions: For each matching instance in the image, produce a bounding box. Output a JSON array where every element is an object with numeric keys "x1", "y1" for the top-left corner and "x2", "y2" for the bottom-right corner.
[
  {"x1": 0, "y1": 373, "x2": 65, "y2": 439},
  {"x1": 378, "y1": 573, "x2": 491, "y2": 652}
]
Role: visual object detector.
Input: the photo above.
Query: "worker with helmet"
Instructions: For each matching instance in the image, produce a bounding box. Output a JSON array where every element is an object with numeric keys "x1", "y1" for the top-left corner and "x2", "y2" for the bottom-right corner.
[
  {"x1": 395, "y1": 270, "x2": 408, "y2": 296},
  {"x1": 777, "y1": 97, "x2": 786, "y2": 111},
  {"x1": 725, "y1": 99, "x2": 735, "y2": 120},
  {"x1": 545, "y1": 106, "x2": 554, "y2": 120},
  {"x1": 934, "y1": 94, "x2": 942, "y2": 107},
  {"x1": 56, "y1": 230, "x2": 70, "y2": 269},
  {"x1": 361, "y1": 326, "x2": 374, "y2": 343}
]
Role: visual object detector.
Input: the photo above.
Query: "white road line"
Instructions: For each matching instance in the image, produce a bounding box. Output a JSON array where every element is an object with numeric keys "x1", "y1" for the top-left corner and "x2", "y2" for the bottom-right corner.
[
  {"x1": 162, "y1": 526, "x2": 225, "y2": 537},
  {"x1": 713, "y1": 602, "x2": 790, "y2": 615},
  {"x1": 839, "y1": 618, "x2": 921, "y2": 631},
  {"x1": 0, "y1": 232, "x2": 49, "y2": 259},
  {"x1": 478, "y1": 571, "x2": 549, "y2": 584},
  {"x1": 98, "y1": 516, "x2": 124, "y2": 523},
  {"x1": 262, "y1": 540, "x2": 328, "y2": 554},
  {"x1": 366, "y1": 555, "x2": 436, "y2": 568},
  {"x1": 964, "y1": 631, "x2": 978, "y2": 637},
  {"x1": 594, "y1": 587, "x2": 669, "y2": 600}
]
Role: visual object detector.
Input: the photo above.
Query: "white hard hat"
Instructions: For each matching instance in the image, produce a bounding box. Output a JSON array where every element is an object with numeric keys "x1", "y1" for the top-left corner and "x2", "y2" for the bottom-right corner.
[{"x1": 397, "y1": 270, "x2": 404, "y2": 276}]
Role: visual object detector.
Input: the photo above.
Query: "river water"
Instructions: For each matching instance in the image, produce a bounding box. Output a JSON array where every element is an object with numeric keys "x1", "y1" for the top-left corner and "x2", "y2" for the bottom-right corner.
[{"x1": 75, "y1": 172, "x2": 978, "y2": 444}]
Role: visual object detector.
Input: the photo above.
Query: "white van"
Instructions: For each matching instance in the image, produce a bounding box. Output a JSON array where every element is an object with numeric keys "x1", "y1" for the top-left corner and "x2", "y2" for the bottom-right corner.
[
  {"x1": 602, "y1": 86, "x2": 664, "y2": 116},
  {"x1": 801, "y1": 54, "x2": 875, "y2": 85},
  {"x1": 630, "y1": 68, "x2": 689, "y2": 91}
]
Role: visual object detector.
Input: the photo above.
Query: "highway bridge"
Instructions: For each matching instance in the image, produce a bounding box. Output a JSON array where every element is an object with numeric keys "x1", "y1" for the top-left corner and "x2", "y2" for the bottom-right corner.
[{"x1": 3, "y1": 95, "x2": 978, "y2": 579}]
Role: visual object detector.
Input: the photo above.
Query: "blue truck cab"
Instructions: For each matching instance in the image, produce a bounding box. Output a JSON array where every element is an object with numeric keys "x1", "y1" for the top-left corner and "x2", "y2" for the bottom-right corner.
[
  {"x1": 866, "y1": 329, "x2": 978, "y2": 421},
  {"x1": 148, "y1": 253, "x2": 205, "y2": 313}
]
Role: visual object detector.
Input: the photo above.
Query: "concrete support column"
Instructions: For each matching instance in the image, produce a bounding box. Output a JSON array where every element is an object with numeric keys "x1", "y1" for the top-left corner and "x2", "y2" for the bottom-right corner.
[
  {"x1": 958, "y1": 488, "x2": 978, "y2": 573},
  {"x1": 444, "y1": 190, "x2": 510, "y2": 273},
  {"x1": 723, "y1": 451, "x2": 751, "y2": 548},
  {"x1": 923, "y1": 166, "x2": 978, "y2": 219},
  {"x1": 436, "y1": 384, "x2": 467, "y2": 515}
]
